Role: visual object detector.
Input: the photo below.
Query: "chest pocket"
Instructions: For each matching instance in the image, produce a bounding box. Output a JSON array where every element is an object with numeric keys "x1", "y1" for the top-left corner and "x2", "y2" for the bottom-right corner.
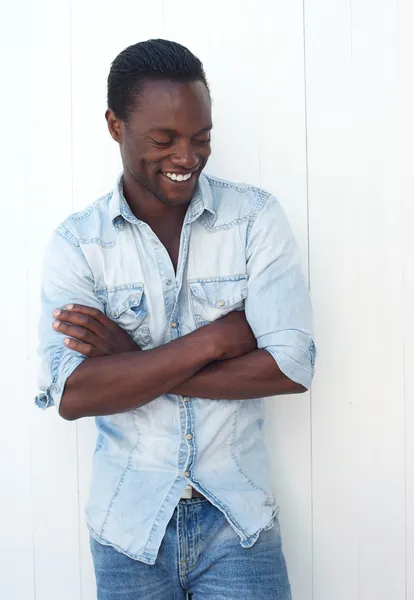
[
  {"x1": 96, "y1": 283, "x2": 151, "y2": 347},
  {"x1": 188, "y1": 275, "x2": 248, "y2": 327}
]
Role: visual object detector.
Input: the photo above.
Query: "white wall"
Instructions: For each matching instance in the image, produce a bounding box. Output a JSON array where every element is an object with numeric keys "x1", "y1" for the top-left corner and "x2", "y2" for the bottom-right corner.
[{"x1": 1, "y1": 1, "x2": 412, "y2": 598}]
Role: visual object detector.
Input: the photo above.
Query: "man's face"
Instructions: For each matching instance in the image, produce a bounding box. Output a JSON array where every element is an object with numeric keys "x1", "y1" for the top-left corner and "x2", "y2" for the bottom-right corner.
[{"x1": 106, "y1": 79, "x2": 212, "y2": 206}]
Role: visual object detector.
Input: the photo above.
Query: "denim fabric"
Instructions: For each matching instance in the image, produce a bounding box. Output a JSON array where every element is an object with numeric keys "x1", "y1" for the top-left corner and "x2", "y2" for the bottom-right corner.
[
  {"x1": 90, "y1": 499, "x2": 292, "y2": 600},
  {"x1": 36, "y1": 173, "x2": 315, "y2": 564}
]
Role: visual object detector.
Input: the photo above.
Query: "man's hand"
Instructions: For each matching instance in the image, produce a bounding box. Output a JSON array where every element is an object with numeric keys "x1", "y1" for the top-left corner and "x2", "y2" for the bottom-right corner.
[
  {"x1": 202, "y1": 311, "x2": 257, "y2": 359},
  {"x1": 52, "y1": 304, "x2": 139, "y2": 357},
  {"x1": 52, "y1": 304, "x2": 257, "y2": 360}
]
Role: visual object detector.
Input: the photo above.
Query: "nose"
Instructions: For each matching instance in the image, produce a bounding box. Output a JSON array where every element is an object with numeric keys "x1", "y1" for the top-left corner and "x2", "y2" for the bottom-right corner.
[{"x1": 171, "y1": 139, "x2": 199, "y2": 169}]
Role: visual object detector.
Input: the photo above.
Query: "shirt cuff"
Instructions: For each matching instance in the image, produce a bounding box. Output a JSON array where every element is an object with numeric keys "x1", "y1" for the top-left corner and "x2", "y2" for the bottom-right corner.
[
  {"x1": 35, "y1": 352, "x2": 85, "y2": 411},
  {"x1": 258, "y1": 330, "x2": 316, "y2": 390}
]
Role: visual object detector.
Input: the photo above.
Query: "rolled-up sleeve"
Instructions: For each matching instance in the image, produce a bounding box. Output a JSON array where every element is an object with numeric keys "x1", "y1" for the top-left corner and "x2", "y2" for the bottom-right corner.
[
  {"x1": 35, "y1": 225, "x2": 104, "y2": 412},
  {"x1": 245, "y1": 195, "x2": 316, "y2": 389}
]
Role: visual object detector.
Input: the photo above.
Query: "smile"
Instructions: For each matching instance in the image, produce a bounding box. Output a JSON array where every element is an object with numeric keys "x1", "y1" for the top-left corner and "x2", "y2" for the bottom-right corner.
[{"x1": 162, "y1": 172, "x2": 194, "y2": 182}]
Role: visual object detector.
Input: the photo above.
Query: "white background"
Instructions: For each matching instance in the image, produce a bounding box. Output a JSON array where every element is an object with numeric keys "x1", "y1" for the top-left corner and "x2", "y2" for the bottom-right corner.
[{"x1": 1, "y1": 1, "x2": 413, "y2": 599}]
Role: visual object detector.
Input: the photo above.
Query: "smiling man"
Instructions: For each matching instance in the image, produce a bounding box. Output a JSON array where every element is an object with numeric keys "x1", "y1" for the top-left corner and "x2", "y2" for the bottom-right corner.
[{"x1": 36, "y1": 39, "x2": 315, "y2": 600}]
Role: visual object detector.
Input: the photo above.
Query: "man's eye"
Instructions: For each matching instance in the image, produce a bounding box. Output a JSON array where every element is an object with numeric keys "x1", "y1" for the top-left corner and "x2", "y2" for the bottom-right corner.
[
  {"x1": 193, "y1": 137, "x2": 211, "y2": 145},
  {"x1": 151, "y1": 138, "x2": 173, "y2": 147}
]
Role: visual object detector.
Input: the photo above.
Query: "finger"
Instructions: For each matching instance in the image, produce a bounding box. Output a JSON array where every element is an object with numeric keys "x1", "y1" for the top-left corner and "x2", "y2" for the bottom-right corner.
[
  {"x1": 53, "y1": 320, "x2": 105, "y2": 349},
  {"x1": 63, "y1": 304, "x2": 112, "y2": 328},
  {"x1": 62, "y1": 337, "x2": 100, "y2": 357},
  {"x1": 53, "y1": 309, "x2": 108, "y2": 338}
]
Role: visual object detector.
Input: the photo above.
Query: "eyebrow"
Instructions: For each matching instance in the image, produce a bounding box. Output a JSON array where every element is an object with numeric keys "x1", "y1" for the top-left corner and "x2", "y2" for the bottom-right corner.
[{"x1": 148, "y1": 125, "x2": 213, "y2": 135}]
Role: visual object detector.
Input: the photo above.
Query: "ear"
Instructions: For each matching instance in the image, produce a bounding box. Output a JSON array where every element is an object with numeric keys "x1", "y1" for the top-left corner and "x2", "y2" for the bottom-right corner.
[{"x1": 105, "y1": 109, "x2": 122, "y2": 143}]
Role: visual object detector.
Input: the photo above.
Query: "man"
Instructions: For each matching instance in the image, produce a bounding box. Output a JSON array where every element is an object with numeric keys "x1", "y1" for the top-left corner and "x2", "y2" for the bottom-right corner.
[{"x1": 36, "y1": 39, "x2": 315, "y2": 600}]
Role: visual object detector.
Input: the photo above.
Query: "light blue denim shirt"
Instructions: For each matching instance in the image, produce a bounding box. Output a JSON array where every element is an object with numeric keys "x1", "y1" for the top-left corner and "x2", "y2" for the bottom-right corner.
[{"x1": 36, "y1": 173, "x2": 315, "y2": 564}]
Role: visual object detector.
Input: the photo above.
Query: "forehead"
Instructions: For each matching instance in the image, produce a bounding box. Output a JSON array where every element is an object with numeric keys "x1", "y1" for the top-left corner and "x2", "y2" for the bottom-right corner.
[{"x1": 131, "y1": 79, "x2": 211, "y2": 131}]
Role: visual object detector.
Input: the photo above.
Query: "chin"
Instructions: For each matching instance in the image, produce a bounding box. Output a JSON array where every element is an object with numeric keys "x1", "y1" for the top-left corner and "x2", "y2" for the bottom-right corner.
[{"x1": 157, "y1": 177, "x2": 199, "y2": 206}]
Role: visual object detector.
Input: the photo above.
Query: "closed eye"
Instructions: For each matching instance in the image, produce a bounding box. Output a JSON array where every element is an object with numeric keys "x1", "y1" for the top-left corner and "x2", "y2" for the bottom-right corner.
[
  {"x1": 193, "y1": 137, "x2": 211, "y2": 145},
  {"x1": 150, "y1": 138, "x2": 174, "y2": 147}
]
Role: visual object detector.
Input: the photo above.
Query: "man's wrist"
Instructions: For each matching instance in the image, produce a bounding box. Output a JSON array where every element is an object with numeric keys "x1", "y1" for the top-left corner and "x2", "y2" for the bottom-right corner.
[{"x1": 188, "y1": 326, "x2": 224, "y2": 362}]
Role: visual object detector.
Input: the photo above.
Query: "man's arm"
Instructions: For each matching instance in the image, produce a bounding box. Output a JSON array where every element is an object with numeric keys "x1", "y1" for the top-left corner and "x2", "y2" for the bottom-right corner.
[
  {"x1": 175, "y1": 194, "x2": 315, "y2": 398},
  {"x1": 51, "y1": 305, "x2": 302, "y2": 400},
  {"x1": 59, "y1": 311, "x2": 255, "y2": 420},
  {"x1": 45, "y1": 193, "x2": 314, "y2": 411},
  {"x1": 170, "y1": 349, "x2": 305, "y2": 399},
  {"x1": 61, "y1": 333, "x2": 221, "y2": 420},
  {"x1": 36, "y1": 229, "x2": 257, "y2": 420}
]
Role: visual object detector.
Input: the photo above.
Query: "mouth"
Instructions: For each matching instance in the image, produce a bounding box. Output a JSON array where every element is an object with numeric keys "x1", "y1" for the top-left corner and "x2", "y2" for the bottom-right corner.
[{"x1": 161, "y1": 170, "x2": 198, "y2": 184}]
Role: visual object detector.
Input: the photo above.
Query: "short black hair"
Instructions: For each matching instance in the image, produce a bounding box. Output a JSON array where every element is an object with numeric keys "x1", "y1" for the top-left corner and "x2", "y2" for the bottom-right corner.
[{"x1": 107, "y1": 39, "x2": 209, "y2": 122}]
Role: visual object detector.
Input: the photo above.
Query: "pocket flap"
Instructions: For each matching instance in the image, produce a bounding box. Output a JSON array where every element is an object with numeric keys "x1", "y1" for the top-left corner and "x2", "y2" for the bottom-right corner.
[
  {"x1": 188, "y1": 276, "x2": 248, "y2": 308},
  {"x1": 97, "y1": 284, "x2": 145, "y2": 319}
]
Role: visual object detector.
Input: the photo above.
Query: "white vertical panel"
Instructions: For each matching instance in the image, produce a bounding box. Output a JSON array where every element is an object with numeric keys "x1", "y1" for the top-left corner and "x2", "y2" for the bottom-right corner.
[
  {"x1": 307, "y1": 0, "x2": 406, "y2": 599},
  {"x1": 26, "y1": 1, "x2": 82, "y2": 599},
  {"x1": 349, "y1": 3, "x2": 405, "y2": 599},
  {"x1": 399, "y1": 2, "x2": 414, "y2": 599},
  {"x1": 0, "y1": 3, "x2": 34, "y2": 598},
  {"x1": 163, "y1": 0, "x2": 261, "y2": 185},
  {"x1": 258, "y1": 2, "x2": 312, "y2": 599},
  {"x1": 305, "y1": 1, "x2": 360, "y2": 598},
  {"x1": 69, "y1": 4, "x2": 164, "y2": 597},
  {"x1": 70, "y1": 0, "x2": 164, "y2": 209}
]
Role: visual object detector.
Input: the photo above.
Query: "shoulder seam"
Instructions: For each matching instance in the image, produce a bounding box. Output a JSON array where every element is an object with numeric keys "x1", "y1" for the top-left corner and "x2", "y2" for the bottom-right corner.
[
  {"x1": 56, "y1": 223, "x2": 80, "y2": 247},
  {"x1": 205, "y1": 174, "x2": 271, "y2": 199},
  {"x1": 247, "y1": 193, "x2": 273, "y2": 240},
  {"x1": 67, "y1": 192, "x2": 112, "y2": 222}
]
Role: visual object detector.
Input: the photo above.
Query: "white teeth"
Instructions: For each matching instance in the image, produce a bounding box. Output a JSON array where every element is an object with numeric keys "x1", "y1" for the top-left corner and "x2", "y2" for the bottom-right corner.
[{"x1": 163, "y1": 172, "x2": 193, "y2": 182}]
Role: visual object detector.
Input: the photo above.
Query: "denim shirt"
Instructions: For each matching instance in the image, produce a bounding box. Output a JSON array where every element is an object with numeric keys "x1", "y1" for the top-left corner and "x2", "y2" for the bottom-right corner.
[{"x1": 36, "y1": 173, "x2": 316, "y2": 564}]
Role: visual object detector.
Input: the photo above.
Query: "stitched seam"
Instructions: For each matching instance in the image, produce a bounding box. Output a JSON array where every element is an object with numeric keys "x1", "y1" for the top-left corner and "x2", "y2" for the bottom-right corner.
[
  {"x1": 205, "y1": 175, "x2": 271, "y2": 198},
  {"x1": 67, "y1": 193, "x2": 112, "y2": 222},
  {"x1": 177, "y1": 504, "x2": 188, "y2": 588},
  {"x1": 100, "y1": 413, "x2": 140, "y2": 537},
  {"x1": 246, "y1": 192, "x2": 269, "y2": 241},
  {"x1": 77, "y1": 237, "x2": 116, "y2": 249},
  {"x1": 188, "y1": 475, "x2": 248, "y2": 541},
  {"x1": 229, "y1": 401, "x2": 268, "y2": 496},
  {"x1": 141, "y1": 480, "x2": 180, "y2": 554},
  {"x1": 42, "y1": 345, "x2": 65, "y2": 404},
  {"x1": 187, "y1": 275, "x2": 248, "y2": 284},
  {"x1": 88, "y1": 526, "x2": 156, "y2": 564},
  {"x1": 57, "y1": 223, "x2": 80, "y2": 247}
]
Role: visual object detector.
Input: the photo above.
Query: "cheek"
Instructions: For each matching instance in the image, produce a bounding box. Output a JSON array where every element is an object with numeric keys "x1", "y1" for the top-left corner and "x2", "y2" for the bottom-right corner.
[
  {"x1": 201, "y1": 145, "x2": 212, "y2": 160},
  {"x1": 123, "y1": 136, "x2": 153, "y2": 167}
]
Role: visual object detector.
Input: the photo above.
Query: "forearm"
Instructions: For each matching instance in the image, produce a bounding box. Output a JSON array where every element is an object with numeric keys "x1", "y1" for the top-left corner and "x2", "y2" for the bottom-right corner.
[
  {"x1": 170, "y1": 349, "x2": 306, "y2": 399},
  {"x1": 60, "y1": 333, "x2": 217, "y2": 420}
]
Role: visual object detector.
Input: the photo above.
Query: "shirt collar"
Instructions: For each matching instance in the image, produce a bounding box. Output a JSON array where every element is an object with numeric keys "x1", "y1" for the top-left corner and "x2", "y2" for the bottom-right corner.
[{"x1": 108, "y1": 172, "x2": 216, "y2": 226}]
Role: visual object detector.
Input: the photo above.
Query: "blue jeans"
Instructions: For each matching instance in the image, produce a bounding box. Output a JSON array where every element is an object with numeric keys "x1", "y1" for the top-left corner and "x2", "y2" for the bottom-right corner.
[{"x1": 90, "y1": 498, "x2": 292, "y2": 600}]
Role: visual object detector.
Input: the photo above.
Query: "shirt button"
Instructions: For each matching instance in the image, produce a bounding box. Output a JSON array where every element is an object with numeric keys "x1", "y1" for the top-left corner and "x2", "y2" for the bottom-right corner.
[
  {"x1": 218, "y1": 300, "x2": 226, "y2": 307},
  {"x1": 184, "y1": 471, "x2": 190, "y2": 477},
  {"x1": 152, "y1": 239, "x2": 158, "y2": 245},
  {"x1": 113, "y1": 311, "x2": 119, "y2": 317},
  {"x1": 186, "y1": 434, "x2": 193, "y2": 440},
  {"x1": 183, "y1": 397, "x2": 189, "y2": 402},
  {"x1": 171, "y1": 322, "x2": 177, "y2": 329},
  {"x1": 166, "y1": 279, "x2": 172, "y2": 285}
]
